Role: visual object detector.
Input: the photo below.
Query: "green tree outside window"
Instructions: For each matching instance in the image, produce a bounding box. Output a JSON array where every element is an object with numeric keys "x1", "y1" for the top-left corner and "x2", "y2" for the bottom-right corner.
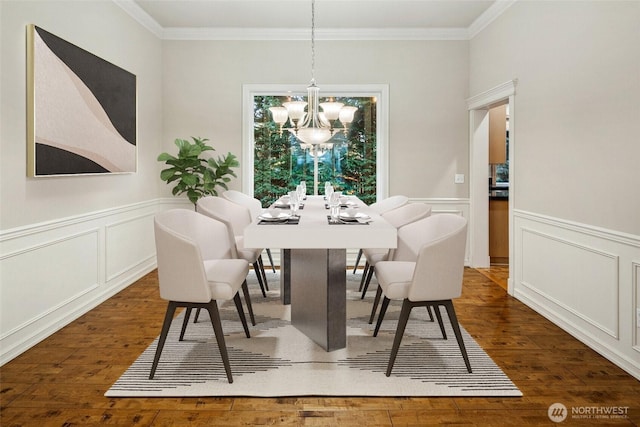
[{"x1": 253, "y1": 95, "x2": 377, "y2": 206}]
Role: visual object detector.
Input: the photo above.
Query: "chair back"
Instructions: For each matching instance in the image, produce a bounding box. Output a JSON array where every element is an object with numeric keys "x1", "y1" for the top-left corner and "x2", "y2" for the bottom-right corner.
[
  {"x1": 154, "y1": 209, "x2": 233, "y2": 303},
  {"x1": 369, "y1": 195, "x2": 408, "y2": 215},
  {"x1": 382, "y1": 203, "x2": 431, "y2": 229},
  {"x1": 407, "y1": 214, "x2": 468, "y2": 302},
  {"x1": 197, "y1": 196, "x2": 252, "y2": 238},
  {"x1": 223, "y1": 190, "x2": 263, "y2": 220}
]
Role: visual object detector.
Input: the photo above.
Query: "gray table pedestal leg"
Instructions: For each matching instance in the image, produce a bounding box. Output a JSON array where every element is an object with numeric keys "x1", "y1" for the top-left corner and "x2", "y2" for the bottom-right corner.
[
  {"x1": 280, "y1": 249, "x2": 291, "y2": 305},
  {"x1": 290, "y1": 248, "x2": 346, "y2": 351}
]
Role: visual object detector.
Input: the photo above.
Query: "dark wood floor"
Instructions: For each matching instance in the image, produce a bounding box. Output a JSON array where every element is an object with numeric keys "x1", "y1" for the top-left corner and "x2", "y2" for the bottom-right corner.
[{"x1": 1, "y1": 268, "x2": 638, "y2": 426}]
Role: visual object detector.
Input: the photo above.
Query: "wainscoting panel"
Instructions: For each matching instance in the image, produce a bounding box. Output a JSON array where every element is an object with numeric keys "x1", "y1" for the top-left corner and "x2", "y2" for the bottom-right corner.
[
  {"x1": 513, "y1": 210, "x2": 640, "y2": 380},
  {"x1": 520, "y1": 227, "x2": 619, "y2": 338},
  {"x1": 0, "y1": 198, "x2": 189, "y2": 365},
  {"x1": 105, "y1": 213, "x2": 156, "y2": 283}
]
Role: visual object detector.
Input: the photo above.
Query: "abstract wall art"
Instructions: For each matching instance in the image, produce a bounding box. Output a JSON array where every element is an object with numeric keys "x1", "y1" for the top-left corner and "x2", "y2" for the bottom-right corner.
[{"x1": 26, "y1": 25, "x2": 137, "y2": 176}]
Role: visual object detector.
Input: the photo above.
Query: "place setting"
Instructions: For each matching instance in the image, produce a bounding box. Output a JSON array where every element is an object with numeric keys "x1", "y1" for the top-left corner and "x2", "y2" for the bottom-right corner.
[{"x1": 326, "y1": 189, "x2": 371, "y2": 225}]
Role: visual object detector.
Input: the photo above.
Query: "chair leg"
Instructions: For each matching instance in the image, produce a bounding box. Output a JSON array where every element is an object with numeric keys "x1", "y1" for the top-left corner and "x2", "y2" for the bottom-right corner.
[
  {"x1": 193, "y1": 307, "x2": 201, "y2": 323},
  {"x1": 253, "y1": 261, "x2": 267, "y2": 297},
  {"x1": 443, "y1": 300, "x2": 472, "y2": 373},
  {"x1": 386, "y1": 299, "x2": 413, "y2": 377},
  {"x1": 353, "y1": 249, "x2": 363, "y2": 274},
  {"x1": 266, "y1": 248, "x2": 276, "y2": 273},
  {"x1": 358, "y1": 262, "x2": 370, "y2": 292},
  {"x1": 180, "y1": 307, "x2": 192, "y2": 341},
  {"x1": 360, "y1": 266, "x2": 375, "y2": 299},
  {"x1": 373, "y1": 296, "x2": 391, "y2": 337},
  {"x1": 241, "y1": 280, "x2": 256, "y2": 326},
  {"x1": 433, "y1": 305, "x2": 447, "y2": 339},
  {"x1": 233, "y1": 294, "x2": 251, "y2": 338},
  {"x1": 149, "y1": 301, "x2": 178, "y2": 379},
  {"x1": 426, "y1": 306, "x2": 434, "y2": 322},
  {"x1": 206, "y1": 301, "x2": 234, "y2": 383},
  {"x1": 257, "y1": 255, "x2": 269, "y2": 291},
  {"x1": 368, "y1": 285, "x2": 383, "y2": 324}
]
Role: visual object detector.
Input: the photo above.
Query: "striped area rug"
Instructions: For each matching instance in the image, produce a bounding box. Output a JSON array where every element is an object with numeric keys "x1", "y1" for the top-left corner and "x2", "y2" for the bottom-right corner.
[{"x1": 105, "y1": 272, "x2": 521, "y2": 397}]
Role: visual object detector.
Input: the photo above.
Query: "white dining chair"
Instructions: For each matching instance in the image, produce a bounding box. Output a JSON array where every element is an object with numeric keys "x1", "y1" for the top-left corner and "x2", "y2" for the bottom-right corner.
[
  {"x1": 372, "y1": 213, "x2": 471, "y2": 376},
  {"x1": 222, "y1": 190, "x2": 276, "y2": 273},
  {"x1": 197, "y1": 196, "x2": 269, "y2": 298},
  {"x1": 151, "y1": 209, "x2": 251, "y2": 383},
  {"x1": 352, "y1": 195, "x2": 409, "y2": 273},
  {"x1": 359, "y1": 203, "x2": 432, "y2": 299}
]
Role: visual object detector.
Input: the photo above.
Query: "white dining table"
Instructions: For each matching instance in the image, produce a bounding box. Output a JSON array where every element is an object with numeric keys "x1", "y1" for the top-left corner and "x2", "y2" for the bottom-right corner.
[{"x1": 243, "y1": 195, "x2": 397, "y2": 351}]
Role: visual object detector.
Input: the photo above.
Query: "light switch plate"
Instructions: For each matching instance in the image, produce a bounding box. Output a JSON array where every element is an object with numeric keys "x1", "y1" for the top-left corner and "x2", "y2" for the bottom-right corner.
[{"x1": 454, "y1": 174, "x2": 465, "y2": 184}]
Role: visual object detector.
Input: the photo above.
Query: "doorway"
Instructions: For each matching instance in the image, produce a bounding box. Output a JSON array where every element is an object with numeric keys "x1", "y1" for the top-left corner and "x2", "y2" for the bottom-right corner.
[{"x1": 466, "y1": 80, "x2": 517, "y2": 295}]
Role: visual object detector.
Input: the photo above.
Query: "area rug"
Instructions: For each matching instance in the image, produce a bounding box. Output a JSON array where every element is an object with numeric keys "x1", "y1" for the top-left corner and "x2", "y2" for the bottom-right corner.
[{"x1": 106, "y1": 272, "x2": 521, "y2": 397}]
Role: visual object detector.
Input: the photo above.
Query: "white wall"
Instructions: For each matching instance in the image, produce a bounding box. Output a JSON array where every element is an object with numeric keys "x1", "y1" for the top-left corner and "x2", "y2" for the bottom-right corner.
[
  {"x1": 0, "y1": 0, "x2": 170, "y2": 364},
  {"x1": 161, "y1": 39, "x2": 471, "y2": 199},
  {"x1": 469, "y1": 0, "x2": 640, "y2": 378}
]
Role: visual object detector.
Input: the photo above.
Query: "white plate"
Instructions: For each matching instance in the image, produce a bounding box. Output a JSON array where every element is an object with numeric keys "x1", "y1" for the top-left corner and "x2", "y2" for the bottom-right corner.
[
  {"x1": 259, "y1": 210, "x2": 291, "y2": 222},
  {"x1": 339, "y1": 210, "x2": 370, "y2": 221}
]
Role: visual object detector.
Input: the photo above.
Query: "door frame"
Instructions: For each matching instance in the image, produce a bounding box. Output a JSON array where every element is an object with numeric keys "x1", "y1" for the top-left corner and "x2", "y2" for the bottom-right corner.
[{"x1": 466, "y1": 79, "x2": 517, "y2": 294}]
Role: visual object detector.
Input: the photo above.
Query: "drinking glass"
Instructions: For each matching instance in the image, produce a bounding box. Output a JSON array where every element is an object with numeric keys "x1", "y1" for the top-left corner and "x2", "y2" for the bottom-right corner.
[
  {"x1": 288, "y1": 191, "x2": 299, "y2": 217},
  {"x1": 296, "y1": 184, "x2": 304, "y2": 202},
  {"x1": 300, "y1": 181, "x2": 307, "y2": 199},
  {"x1": 329, "y1": 191, "x2": 341, "y2": 222},
  {"x1": 325, "y1": 184, "x2": 334, "y2": 201}
]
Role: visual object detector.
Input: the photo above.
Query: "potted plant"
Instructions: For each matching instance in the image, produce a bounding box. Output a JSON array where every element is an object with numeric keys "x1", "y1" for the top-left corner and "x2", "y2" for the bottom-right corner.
[{"x1": 157, "y1": 137, "x2": 239, "y2": 207}]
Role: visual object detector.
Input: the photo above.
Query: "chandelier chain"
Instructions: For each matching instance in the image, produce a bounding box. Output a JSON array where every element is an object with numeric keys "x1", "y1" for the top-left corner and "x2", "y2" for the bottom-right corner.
[{"x1": 311, "y1": 0, "x2": 316, "y2": 85}]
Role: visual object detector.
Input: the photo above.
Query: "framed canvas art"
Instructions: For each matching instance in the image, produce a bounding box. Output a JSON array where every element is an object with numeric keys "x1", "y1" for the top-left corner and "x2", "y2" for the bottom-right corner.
[{"x1": 26, "y1": 25, "x2": 137, "y2": 176}]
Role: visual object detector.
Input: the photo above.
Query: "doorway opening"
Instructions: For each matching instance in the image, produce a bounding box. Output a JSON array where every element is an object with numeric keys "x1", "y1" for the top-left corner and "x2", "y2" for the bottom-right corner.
[{"x1": 466, "y1": 80, "x2": 517, "y2": 294}]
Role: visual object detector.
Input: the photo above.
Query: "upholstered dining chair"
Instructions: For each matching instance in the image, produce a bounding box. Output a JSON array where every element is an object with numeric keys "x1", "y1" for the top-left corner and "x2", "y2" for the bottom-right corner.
[
  {"x1": 352, "y1": 195, "x2": 409, "y2": 274},
  {"x1": 197, "y1": 196, "x2": 269, "y2": 297},
  {"x1": 222, "y1": 190, "x2": 276, "y2": 273},
  {"x1": 372, "y1": 213, "x2": 472, "y2": 376},
  {"x1": 359, "y1": 202, "x2": 432, "y2": 299},
  {"x1": 151, "y1": 208, "x2": 251, "y2": 383}
]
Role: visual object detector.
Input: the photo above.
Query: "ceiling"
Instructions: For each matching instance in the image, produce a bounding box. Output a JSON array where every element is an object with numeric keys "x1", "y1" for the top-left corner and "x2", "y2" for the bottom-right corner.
[{"x1": 116, "y1": 0, "x2": 514, "y2": 40}]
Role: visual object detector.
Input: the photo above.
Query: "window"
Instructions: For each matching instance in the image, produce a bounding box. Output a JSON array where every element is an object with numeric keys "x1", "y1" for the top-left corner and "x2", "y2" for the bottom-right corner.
[{"x1": 242, "y1": 85, "x2": 389, "y2": 206}]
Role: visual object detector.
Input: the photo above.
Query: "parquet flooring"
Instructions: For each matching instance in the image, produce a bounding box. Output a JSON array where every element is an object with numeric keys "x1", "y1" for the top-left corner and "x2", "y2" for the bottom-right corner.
[{"x1": 1, "y1": 268, "x2": 638, "y2": 426}]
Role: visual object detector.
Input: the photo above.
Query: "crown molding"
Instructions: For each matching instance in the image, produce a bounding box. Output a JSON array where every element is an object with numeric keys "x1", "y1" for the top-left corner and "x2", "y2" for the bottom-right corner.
[
  {"x1": 468, "y1": 0, "x2": 518, "y2": 39},
  {"x1": 162, "y1": 27, "x2": 470, "y2": 41},
  {"x1": 114, "y1": 0, "x2": 513, "y2": 41},
  {"x1": 113, "y1": 0, "x2": 164, "y2": 38}
]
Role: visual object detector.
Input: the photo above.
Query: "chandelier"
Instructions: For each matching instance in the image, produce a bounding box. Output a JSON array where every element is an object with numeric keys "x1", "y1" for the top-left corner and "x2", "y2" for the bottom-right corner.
[{"x1": 269, "y1": 0, "x2": 357, "y2": 150}]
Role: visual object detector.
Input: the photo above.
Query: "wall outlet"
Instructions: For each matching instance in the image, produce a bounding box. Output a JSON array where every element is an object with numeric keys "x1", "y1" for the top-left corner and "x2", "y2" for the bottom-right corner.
[{"x1": 454, "y1": 174, "x2": 465, "y2": 184}]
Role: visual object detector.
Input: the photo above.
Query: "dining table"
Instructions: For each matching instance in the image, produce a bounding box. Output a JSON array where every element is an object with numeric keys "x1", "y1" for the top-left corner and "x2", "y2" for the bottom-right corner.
[{"x1": 243, "y1": 195, "x2": 397, "y2": 351}]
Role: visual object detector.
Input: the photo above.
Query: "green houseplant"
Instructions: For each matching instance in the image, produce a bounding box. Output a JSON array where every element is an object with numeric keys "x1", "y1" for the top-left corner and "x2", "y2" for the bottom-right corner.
[{"x1": 157, "y1": 137, "x2": 239, "y2": 206}]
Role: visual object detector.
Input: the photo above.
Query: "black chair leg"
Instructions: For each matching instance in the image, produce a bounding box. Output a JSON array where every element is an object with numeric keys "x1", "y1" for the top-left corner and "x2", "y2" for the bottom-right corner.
[
  {"x1": 149, "y1": 301, "x2": 178, "y2": 379},
  {"x1": 206, "y1": 301, "x2": 234, "y2": 383},
  {"x1": 386, "y1": 299, "x2": 413, "y2": 377},
  {"x1": 253, "y1": 261, "x2": 267, "y2": 297},
  {"x1": 358, "y1": 262, "x2": 370, "y2": 292},
  {"x1": 241, "y1": 280, "x2": 256, "y2": 326},
  {"x1": 433, "y1": 304, "x2": 447, "y2": 339},
  {"x1": 373, "y1": 296, "x2": 391, "y2": 337},
  {"x1": 257, "y1": 255, "x2": 269, "y2": 291},
  {"x1": 233, "y1": 294, "x2": 251, "y2": 338},
  {"x1": 353, "y1": 249, "x2": 363, "y2": 274},
  {"x1": 180, "y1": 307, "x2": 192, "y2": 341},
  {"x1": 360, "y1": 266, "x2": 375, "y2": 299},
  {"x1": 426, "y1": 306, "x2": 434, "y2": 322},
  {"x1": 193, "y1": 307, "x2": 201, "y2": 323},
  {"x1": 266, "y1": 248, "x2": 276, "y2": 273},
  {"x1": 368, "y1": 285, "x2": 383, "y2": 324},
  {"x1": 443, "y1": 300, "x2": 472, "y2": 373}
]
